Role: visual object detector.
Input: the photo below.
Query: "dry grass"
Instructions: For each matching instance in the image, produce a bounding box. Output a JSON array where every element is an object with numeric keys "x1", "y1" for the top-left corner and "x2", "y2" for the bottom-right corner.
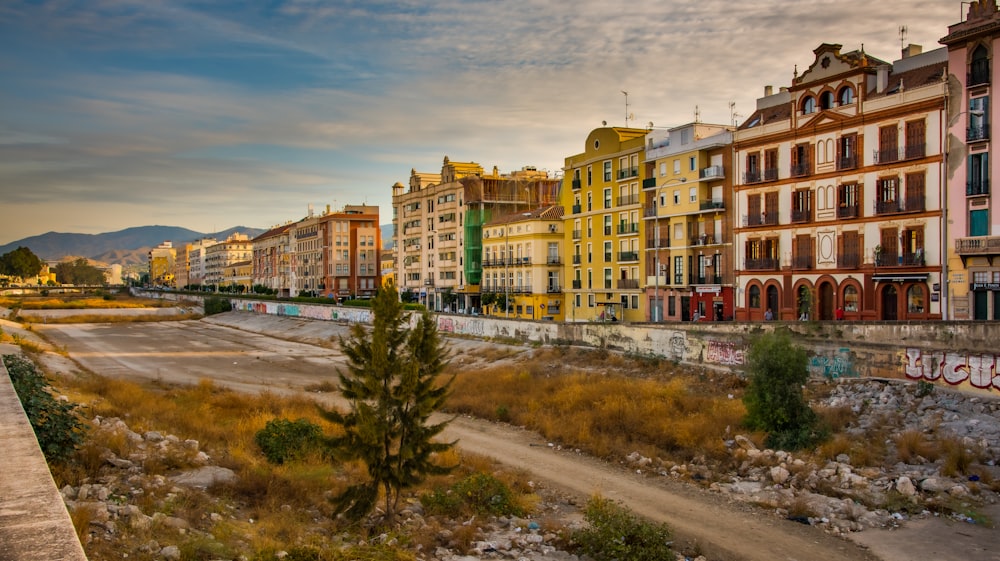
[
  {"x1": 894, "y1": 429, "x2": 940, "y2": 463},
  {"x1": 0, "y1": 296, "x2": 171, "y2": 309},
  {"x1": 446, "y1": 360, "x2": 745, "y2": 463},
  {"x1": 20, "y1": 313, "x2": 201, "y2": 324}
]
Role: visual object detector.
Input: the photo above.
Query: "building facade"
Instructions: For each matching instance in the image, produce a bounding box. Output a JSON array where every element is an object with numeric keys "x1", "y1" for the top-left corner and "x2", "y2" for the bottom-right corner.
[
  {"x1": 205, "y1": 233, "x2": 252, "y2": 288},
  {"x1": 733, "y1": 43, "x2": 946, "y2": 321},
  {"x1": 643, "y1": 123, "x2": 735, "y2": 322},
  {"x1": 148, "y1": 241, "x2": 176, "y2": 287},
  {"x1": 187, "y1": 238, "x2": 217, "y2": 288},
  {"x1": 941, "y1": 0, "x2": 1000, "y2": 319},
  {"x1": 290, "y1": 205, "x2": 381, "y2": 299},
  {"x1": 252, "y1": 223, "x2": 294, "y2": 297},
  {"x1": 562, "y1": 127, "x2": 648, "y2": 322},
  {"x1": 481, "y1": 205, "x2": 565, "y2": 320}
]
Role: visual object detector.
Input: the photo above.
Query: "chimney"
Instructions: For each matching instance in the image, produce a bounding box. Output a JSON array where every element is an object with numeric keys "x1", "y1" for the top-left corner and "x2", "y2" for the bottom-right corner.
[
  {"x1": 308, "y1": 204, "x2": 314, "y2": 218},
  {"x1": 902, "y1": 44, "x2": 922, "y2": 59},
  {"x1": 779, "y1": 86, "x2": 788, "y2": 93},
  {"x1": 876, "y1": 65, "x2": 890, "y2": 94},
  {"x1": 764, "y1": 85, "x2": 773, "y2": 96}
]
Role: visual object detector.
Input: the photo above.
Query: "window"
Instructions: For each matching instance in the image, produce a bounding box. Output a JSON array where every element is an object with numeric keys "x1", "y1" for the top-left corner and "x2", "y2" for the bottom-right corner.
[
  {"x1": 876, "y1": 177, "x2": 900, "y2": 214},
  {"x1": 968, "y1": 152, "x2": 989, "y2": 195},
  {"x1": 673, "y1": 191, "x2": 680, "y2": 204},
  {"x1": 969, "y1": 96, "x2": 990, "y2": 142},
  {"x1": 970, "y1": 45, "x2": 990, "y2": 86},
  {"x1": 689, "y1": 187, "x2": 697, "y2": 203},
  {"x1": 843, "y1": 285, "x2": 859, "y2": 312},
  {"x1": 971, "y1": 209, "x2": 989, "y2": 237},
  {"x1": 878, "y1": 125, "x2": 899, "y2": 163},
  {"x1": 838, "y1": 86, "x2": 855, "y2": 105},
  {"x1": 588, "y1": 293, "x2": 595, "y2": 307},
  {"x1": 801, "y1": 96, "x2": 816, "y2": 114},
  {"x1": 745, "y1": 152, "x2": 761, "y2": 183},
  {"x1": 603, "y1": 268, "x2": 612, "y2": 289},
  {"x1": 820, "y1": 91, "x2": 834, "y2": 110},
  {"x1": 689, "y1": 156, "x2": 696, "y2": 171},
  {"x1": 837, "y1": 182, "x2": 860, "y2": 218},
  {"x1": 905, "y1": 120, "x2": 926, "y2": 159},
  {"x1": 604, "y1": 215, "x2": 612, "y2": 235},
  {"x1": 604, "y1": 161, "x2": 612, "y2": 181},
  {"x1": 791, "y1": 142, "x2": 811, "y2": 177},
  {"x1": 659, "y1": 162, "x2": 666, "y2": 176},
  {"x1": 791, "y1": 189, "x2": 812, "y2": 223},
  {"x1": 673, "y1": 160, "x2": 680, "y2": 174},
  {"x1": 907, "y1": 285, "x2": 925, "y2": 314},
  {"x1": 604, "y1": 188, "x2": 612, "y2": 209},
  {"x1": 587, "y1": 165, "x2": 592, "y2": 186},
  {"x1": 837, "y1": 133, "x2": 858, "y2": 170},
  {"x1": 668, "y1": 296, "x2": 676, "y2": 316},
  {"x1": 905, "y1": 172, "x2": 926, "y2": 212},
  {"x1": 749, "y1": 285, "x2": 761, "y2": 308},
  {"x1": 674, "y1": 256, "x2": 683, "y2": 284}
]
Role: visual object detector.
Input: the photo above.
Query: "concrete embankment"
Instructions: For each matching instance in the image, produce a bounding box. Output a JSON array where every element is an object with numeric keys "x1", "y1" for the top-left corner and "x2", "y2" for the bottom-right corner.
[{"x1": 0, "y1": 344, "x2": 87, "y2": 561}]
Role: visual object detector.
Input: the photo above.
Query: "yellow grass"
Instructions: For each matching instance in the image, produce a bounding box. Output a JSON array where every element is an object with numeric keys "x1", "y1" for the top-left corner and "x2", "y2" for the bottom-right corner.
[{"x1": 1, "y1": 296, "x2": 172, "y2": 309}]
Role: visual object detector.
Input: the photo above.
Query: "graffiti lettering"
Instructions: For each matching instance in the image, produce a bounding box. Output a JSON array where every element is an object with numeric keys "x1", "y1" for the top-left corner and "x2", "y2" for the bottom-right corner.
[
  {"x1": 808, "y1": 348, "x2": 857, "y2": 379},
  {"x1": 667, "y1": 331, "x2": 687, "y2": 361},
  {"x1": 704, "y1": 340, "x2": 746, "y2": 366},
  {"x1": 905, "y1": 348, "x2": 1000, "y2": 392},
  {"x1": 437, "y1": 316, "x2": 485, "y2": 336}
]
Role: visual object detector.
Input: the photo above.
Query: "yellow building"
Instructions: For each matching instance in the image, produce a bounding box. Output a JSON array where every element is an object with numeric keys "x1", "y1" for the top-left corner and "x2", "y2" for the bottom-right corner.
[
  {"x1": 561, "y1": 127, "x2": 648, "y2": 322},
  {"x1": 223, "y1": 260, "x2": 253, "y2": 292},
  {"x1": 481, "y1": 205, "x2": 565, "y2": 320},
  {"x1": 148, "y1": 241, "x2": 176, "y2": 287},
  {"x1": 644, "y1": 122, "x2": 735, "y2": 322}
]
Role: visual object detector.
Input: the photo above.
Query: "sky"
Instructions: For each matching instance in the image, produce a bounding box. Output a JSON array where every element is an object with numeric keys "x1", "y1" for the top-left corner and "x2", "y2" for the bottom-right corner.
[{"x1": 0, "y1": 0, "x2": 960, "y2": 245}]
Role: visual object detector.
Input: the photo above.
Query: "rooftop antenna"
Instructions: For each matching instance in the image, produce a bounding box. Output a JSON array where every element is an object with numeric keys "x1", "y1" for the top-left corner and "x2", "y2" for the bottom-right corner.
[
  {"x1": 694, "y1": 105, "x2": 701, "y2": 123},
  {"x1": 729, "y1": 101, "x2": 742, "y2": 127},
  {"x1": 899, "y1": 25, "x2": 907, "y2": 52},
  {"x1": 621, "y1": 90, "x2": 629, "y2": 126}
]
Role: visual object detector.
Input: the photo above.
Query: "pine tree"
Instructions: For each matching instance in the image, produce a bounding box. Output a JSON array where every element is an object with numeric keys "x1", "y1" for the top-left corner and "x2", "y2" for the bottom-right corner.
[{"x1": 321, "y1": 282, "x2": 455, "y2": 523}]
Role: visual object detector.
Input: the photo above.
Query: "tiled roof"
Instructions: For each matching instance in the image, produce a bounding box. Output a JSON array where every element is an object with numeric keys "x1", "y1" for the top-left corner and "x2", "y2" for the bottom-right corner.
[
  {"x1": 867, "y1": 61, "x2": 947, "y2": 99},
  {"x1": 738, "y1": 103, "x2": 792, "y2": 130}
]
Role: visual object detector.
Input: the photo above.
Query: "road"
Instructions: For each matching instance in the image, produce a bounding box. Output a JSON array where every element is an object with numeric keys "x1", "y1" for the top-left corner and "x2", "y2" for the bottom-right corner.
[{"x1": 31, "y1": 313, "x2": 988, "y2": 561}]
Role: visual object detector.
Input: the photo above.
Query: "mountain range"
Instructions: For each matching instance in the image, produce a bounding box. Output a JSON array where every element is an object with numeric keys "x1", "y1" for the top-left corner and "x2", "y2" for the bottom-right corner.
[
  {"x1": 0, "y1": 226, "x2": 265, "y2": 266},
  {"x1": 2, "y1": 224, "x2": 397, "y2": 266}
]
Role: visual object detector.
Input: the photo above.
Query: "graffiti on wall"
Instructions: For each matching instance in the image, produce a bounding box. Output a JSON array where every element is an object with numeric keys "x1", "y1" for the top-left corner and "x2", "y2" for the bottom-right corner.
[
  {"x1": 809, "y1": 348, "x2": 858, "y2": 379},
  {"x1": 905, "y1": 348, "x2": 1000, "y2": 392},
  {"x1": 438, "y1": 316, "x2": 486, "y2": 336},
  {"x1": 704, "y1": 339, "x2": 746, "y2": 366},
  {"x1": 667, "y1": 331, "x2": 687, "y2": 361}
]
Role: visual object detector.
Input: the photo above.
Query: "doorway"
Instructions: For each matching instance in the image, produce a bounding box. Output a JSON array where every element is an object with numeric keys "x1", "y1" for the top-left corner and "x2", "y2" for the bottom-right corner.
[
  {"x1": 766, "y1": 285, "x2": 779, "y2": 319},
  {"x1": 818, "y1": 282, "x2": 834, "y2": 320},
  {"x1": 881, "y1": 285, "x2": 898, "y2": 320}
]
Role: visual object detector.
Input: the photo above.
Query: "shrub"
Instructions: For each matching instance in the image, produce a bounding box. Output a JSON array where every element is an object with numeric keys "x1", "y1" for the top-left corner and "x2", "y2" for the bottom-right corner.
[
  {"x1": 4, "y1": 354, "x2": 86, "y2": 464},
  {"x1": 254, "y1": 418, "x2": 323, "y2": 464},
  {"x1": 572, "y1": 495, "x2": 673, "y2": 561},
  {"x1": 204, "y1": 296, "x2": 233, "y2": 315},
  {"x1": 742, "y1": 331, "x2": 822, "y2": 450},
  {"x1": 422, "y1": 472, "x2": 524, "y2": 517}
]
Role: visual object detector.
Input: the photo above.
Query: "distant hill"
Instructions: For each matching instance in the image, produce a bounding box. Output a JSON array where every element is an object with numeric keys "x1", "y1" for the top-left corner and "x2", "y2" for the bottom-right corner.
[
  {"x1": 380, "y1": 223, "x2": 395, "y2": 249},
  {"x1": 0, "y1": 225, "x2": 265, "y2": 264}
]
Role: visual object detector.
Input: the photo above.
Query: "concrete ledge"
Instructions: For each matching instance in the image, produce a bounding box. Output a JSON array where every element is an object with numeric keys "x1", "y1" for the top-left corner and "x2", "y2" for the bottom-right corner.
[{"x1": 0, "y1": 348, "x2": 87, "y2": 561}]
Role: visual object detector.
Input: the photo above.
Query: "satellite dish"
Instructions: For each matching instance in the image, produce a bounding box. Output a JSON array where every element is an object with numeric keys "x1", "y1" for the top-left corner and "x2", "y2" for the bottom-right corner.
[{"x1": 602, "y1": 120, "x2": 607, "y2": 126}]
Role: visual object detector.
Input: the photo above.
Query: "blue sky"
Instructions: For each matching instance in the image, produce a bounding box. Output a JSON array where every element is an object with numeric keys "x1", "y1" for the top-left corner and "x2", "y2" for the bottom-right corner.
[{"x1": 0, "y1": 0, "x2": 957, "y2": 245}]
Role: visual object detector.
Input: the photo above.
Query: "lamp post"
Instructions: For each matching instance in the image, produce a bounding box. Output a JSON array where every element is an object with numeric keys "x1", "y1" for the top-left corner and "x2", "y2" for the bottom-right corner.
[{"x1": 653, "y1": 177, "x2": 687, "y2": 322}]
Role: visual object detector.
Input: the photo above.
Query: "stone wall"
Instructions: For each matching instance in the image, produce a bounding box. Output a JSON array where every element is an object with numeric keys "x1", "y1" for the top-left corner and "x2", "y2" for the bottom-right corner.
[{"x1": 134, "y1": 290, "x2": 1000, "y2": 395}]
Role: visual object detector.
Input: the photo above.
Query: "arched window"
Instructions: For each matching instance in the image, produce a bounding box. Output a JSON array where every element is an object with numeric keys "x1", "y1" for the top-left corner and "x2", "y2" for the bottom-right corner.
[
  {"x1": 802, "y1": 96, "x2": 816, "y2": 114},
  {"x1": 838, "y1": 86, "x2": 855, "y2": 106},
  {"x1": 971, "y1": 45, "x2": 990, "y2": 86},
  {"x1": 820, "y1": 91, "x2": 835, "y2": 110},
  {"x1": 843, "y1": 285, "x2": 858, "y2": 312},
  {"x1": 907, "y1": 285, "x2": 925, "y2": 314},
  {"x1": 748, "y1": 285, "x2": 761, "y2": 308}
]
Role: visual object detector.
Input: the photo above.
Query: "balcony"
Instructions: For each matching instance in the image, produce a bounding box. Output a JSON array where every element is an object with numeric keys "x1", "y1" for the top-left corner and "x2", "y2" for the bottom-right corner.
[
  {"x1": 969, "y1": 59, "x2": 990, "y2": 86},
  {"x1": 572, "y1": 178, "x2": 582, "y2": 190},
  {"x1": 689, "y1": 234, "x2": 716, "y2": 246},
  {"x1": 547, "y1": 256, "x2": 561, "y2": 265},
  {"x1": 642, "y1": 177, "x2": 657, "y2": 189},
  {"x1": 617, "y1": 194, "x2": 640, "y2": 206},
  {"x1": 791, "y1": 208, "x2": 812, "y2": 224},
  {"x1": 792, "y1": 254, "x2": 814, "y2": 270},
  {"x1": 644, "y1": 205, "x2": 658, "y2": 218},
  {"x1": 956, "y1": 236, "x2": 1000, "y2": 255},
  {"x1": 572, "y1": 229, "x2": 582, "y2": 240},
  {"x1": 617, "y1": 167, "x2": 639, "y2": 180},
  {"x1": 905, "y1": 143, "x2": 926, "y2": 159},
  {"x1": 745, "y1": 258, "x2": 780, "y2": 271},
  {"x1": 874, "y1": 147, "x2": 901, "y2": 164},
  {"x1": 874, "y1": 197, "x2": 925, "y2": 215},
  {"x1": 968, "y1": 125, "x2": 990, "y2": 142},
  {"x1": 604, "y1": 280, "x2": 613, "y2": 289},
  {"x1": 763, "y1": 168, "x2": 779, "y2": 182},
  {"x1": 617, "y1": 278, "x2": 640, "y2": 289},
  {"x1": 688, "y1": 274, "x2": 723, "y2": 285},
  {"x1": 743, "y1": 212, "x2": 779, "y2": 227},
  {"x1": 700, "y1": 165, "x2": 724, "y2": 179},
  {"x1": 790, "y1": 162, "x2": 812, "y2": 177},
  {"x1": 573, "y1": 254, "x2": 582, "y2": 264},
  {"x1": 604, "y1": 252, "x2": 613, "y2": 262},
  {"x1": 646, "y1": 236, "x2": 669, "y2": 249},
  {"x1": 836, "y1": 154, "x2": 858, "y2": 170},
  {"x1": 837, "y1": 205, "x2": 860, "y2": 219},
  {"x1": 547, "y1": 284, "x2": 561, "y2": 293},
  {"x1": 878, "y1": 251, "x2": 924, "y2": 267},
  {"x1": 618, "y1": 251, "x2": 639, "y2": 262},
  {"x1": 572, "y1": 280, "x2": 583, "y2": 289},
  {"x1": 968, "y1": 179, "x2": 990, "y2": 196},
  {"x1": 743, "y1": 170, "x2": 762, "y2": 184},
  {"x1": 837, "y1": 253, "x2": 861, "y2": 269},
  {"x1": 571, "y1": 204, "x2": 582, "y2": 214},
  {"x1": 617, "y1": 222, "x2": 640, "y2": 235},
  {"x1": 699, "y1": 200, "x2": 725, "y2": 211}
]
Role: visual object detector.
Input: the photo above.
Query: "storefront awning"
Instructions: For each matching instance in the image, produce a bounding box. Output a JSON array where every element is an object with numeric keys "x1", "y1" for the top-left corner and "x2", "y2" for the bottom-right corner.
[{"x1": 872, "y1": 273, "x2": 929, "y2": 282}]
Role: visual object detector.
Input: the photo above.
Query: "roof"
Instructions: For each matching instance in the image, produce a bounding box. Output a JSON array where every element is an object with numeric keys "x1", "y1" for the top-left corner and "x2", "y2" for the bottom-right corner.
[
  {"x1": 866, "y1": 61, "x2": 947, "y2": 99},
  {"x1": 485, "y1": 205, "x2": 564, "y2": 226},
  {"x1": 738, "y1": 103, "x2": 792, "y2": 130},
  {"x1": 252, "y1": 223, "x2": 295, "y2": 242}
]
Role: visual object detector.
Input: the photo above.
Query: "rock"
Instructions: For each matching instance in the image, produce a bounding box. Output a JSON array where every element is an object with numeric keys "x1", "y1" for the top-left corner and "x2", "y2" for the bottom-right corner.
[
  {"x1": 895, "y1": 476, "x2": 917, "y2": 496},
  {"x1": 160, "y1": 545, "x2": 181, "y2": 560},
  {"x1": 734, "y1": 435, "x2": 758, "y2": 451},
  {"x1": 770, "y1": 466, "x2": 790, "y2": 485},
  {"x1": 920, "y1": 477, "x2": 952, "y2": 494},
  {"x1": 169, "y1": 466, "x2": 237, "y2": 489},
  {"x1": 144, "y1": 431, "x2": 164, "y2": 442}
]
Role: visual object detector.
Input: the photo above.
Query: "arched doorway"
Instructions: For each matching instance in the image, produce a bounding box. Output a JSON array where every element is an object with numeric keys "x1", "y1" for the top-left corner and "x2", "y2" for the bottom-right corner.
[
  {"x1": 881, "y1": 285, "x2": 898, "y2": 320},
  {"x1": 766, "y1": 285, "x2": 779, "y2": 319},
  {"x1": 817, "y1": 281, "x2": 835, "y2": 320}
]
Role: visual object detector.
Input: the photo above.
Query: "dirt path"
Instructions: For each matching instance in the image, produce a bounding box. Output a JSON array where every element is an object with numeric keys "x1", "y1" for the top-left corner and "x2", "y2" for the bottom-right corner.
[{"x1": 30, "y1": 314, "x2": 998, "y2": 561}]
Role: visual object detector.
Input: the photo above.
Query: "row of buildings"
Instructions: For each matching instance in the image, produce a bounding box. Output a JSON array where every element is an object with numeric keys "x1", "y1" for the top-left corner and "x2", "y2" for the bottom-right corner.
[
  {"x1": 152, "y1": 205, "x2": 381, "y2": 299},
  {"x1": 390, "y1": 1, "x2": 1000, "y2": 322}
]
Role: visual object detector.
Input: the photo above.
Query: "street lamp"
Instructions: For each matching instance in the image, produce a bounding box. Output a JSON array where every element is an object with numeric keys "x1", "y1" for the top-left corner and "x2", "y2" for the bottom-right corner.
[{"x1": 653, "y1": 177, "x2": 687, "y2": 322}]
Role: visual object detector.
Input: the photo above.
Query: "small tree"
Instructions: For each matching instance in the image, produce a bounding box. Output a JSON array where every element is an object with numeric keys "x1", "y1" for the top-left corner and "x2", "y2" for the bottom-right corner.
[
  {"x1": 321, "y1": 282, "x2": 454, "y2": 523},
  {"x1": 742, "y1": 331, "x2": 821, "y2": 450}
]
